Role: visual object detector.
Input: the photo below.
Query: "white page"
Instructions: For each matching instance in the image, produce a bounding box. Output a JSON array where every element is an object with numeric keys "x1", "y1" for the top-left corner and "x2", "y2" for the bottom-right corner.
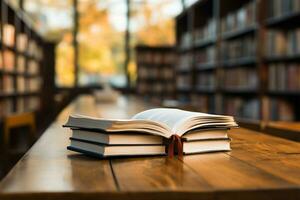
[
  {"x1": 132, "y1": 108, "x2": 236, "y2": 136},
  {"x1": 132, "y1": 108, "x2": 200, "y2": 134}
]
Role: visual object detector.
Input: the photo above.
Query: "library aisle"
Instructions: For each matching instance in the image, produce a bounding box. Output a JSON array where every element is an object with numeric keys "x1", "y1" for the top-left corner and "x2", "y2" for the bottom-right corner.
[{"x1": 0, "y1": 0, "x2": 300, "y2": 199}]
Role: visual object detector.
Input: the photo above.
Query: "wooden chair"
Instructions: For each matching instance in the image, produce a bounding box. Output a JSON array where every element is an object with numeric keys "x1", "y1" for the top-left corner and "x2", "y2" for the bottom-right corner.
[{"x1": 3, "y1": 112, "x2": 36, "y2": 150}]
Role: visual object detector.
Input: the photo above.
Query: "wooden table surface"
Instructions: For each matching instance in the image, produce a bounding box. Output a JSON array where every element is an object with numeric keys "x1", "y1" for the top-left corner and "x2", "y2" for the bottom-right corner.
[{"x1": 0, "y1": 95, "x2": 300, "y2": 200}]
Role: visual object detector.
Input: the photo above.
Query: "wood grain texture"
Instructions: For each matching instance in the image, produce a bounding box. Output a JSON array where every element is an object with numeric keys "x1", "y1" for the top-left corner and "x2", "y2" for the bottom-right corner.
[
  {"x1": 184, "y1": 153, "x2": 293, "y2": 189},
  {"x1": 112, "y1": 157, "x2": 212, "y2": 192},
  {"x1": 0, "y1": 123, "x2": 117, "y2": 193},
  {"x1": 0, "y1": 95, "x2": 299, "y2": 200},
  {"x1": 228, "y1": 128, "x2": 300, "y2": 184}
]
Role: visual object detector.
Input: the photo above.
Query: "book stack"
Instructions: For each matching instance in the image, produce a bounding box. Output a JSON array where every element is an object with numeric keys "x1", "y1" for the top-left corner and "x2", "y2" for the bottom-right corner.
[{"x1": 64, "y1": 108, "x2": 238, "y2": 158}]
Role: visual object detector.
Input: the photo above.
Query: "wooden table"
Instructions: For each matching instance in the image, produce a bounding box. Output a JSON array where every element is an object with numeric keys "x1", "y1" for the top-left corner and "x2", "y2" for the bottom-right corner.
[{"x1": 0, "y1": 95, "x2": 300, "y2": 200}]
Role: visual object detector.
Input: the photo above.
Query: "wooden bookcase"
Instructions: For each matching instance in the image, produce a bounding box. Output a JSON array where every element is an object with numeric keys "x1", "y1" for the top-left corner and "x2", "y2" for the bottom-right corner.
[
  {"x1": 175, "y1": 0, "x2": 300, "y2": 122},
  {"x1": 135, "y1": 45, "x2": 176, "y2": 104},
  {"x1": 0, "y1": 1, "x2": 56, "y2": 127}
]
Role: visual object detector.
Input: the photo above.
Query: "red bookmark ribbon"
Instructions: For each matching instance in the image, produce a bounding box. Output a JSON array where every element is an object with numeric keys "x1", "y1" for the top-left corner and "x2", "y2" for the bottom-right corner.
[{"x1": 168, "y1": 135, "x2": 183, "y2": 161}]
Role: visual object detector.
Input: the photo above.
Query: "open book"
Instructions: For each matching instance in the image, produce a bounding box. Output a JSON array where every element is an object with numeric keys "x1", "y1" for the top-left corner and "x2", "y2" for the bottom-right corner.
[{"x1": 64, "y1": 108, "x2": 238, "y2": 158}]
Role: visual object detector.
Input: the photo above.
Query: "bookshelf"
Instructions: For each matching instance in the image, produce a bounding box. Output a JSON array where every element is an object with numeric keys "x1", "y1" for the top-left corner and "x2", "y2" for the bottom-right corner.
[
  {"x1": 0, "y1": 1, "x2": 56, "y2": 127},
  {"x1": 175, "y1": 0, "x2": 300, "y2": 122},
  {"x1": 135, "y1": 45, "x2": 176, "y2": 104}
]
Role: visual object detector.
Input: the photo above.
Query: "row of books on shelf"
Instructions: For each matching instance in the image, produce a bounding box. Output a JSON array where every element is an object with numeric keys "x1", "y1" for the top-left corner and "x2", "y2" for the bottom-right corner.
[
  {"x1": 266, "y1": 28, "x2": 300, "y2": 58},
  {"x1": 176, "y1": 94, "x2": 296, "y2": 121},
  {"x1": 136, "y1": 52, "x2": 175, "y2": 64},
  {"x1": 195, "y1": 46, "x2": 216, "y2": 68},
  {"x1": 224, "y1": 97, "x2": 260, "y2": 120},
  {"x1": 180, "y1": 32, "x2": 193, "y2": 50},
  {"x1": 221, "y1": 1, "x2": 256, "y2": 35},
  {"x1": 223, "y1": 68, "x2": 258, "y2": 90},
  {"x1": 0, "y1": 50, "x2": 40, "y2": 74},
  {"x1": 1, "y1": 24, "x2": 43, "y2": 59},
  {"x1": 196, "y1": 73, "x2": 215, "y2": 91},
  {"x1": 179, "y1": 29, "x2": 300, "y2": 65},
  {"x1": 137, "y1": 82, "x2": 175, "y2": 94},
  {"x1": 1, "y1": 76, "x2": 41, "y2": 94},
  {"x1": 177, "y1": 53, "x2": 193, "y2": 71},
  {"x1": 179, "y1": 69, "x2": 257, "y2": 92},
  {"x1": 177, "y1": 93, "x2": 191, "y2": 104},
  {"x1": 268, "y1": 98, "x2": 295, "y2": 121},
  {"x1": 0, "y1": 97, "x2": 40, "y2": 117},
  {"x1": 194, "y1": 19, "x2": 216, "y2": 45},
  {"x1": 138, "y1": 67, "x2": 174, "y2": 80},
  {"x1": 221, "y1": 35, "x2": 256, "y2": 61},
  {"x1": 192, "y1": 95, "x2": 216, "y2": 114},
  {"x1": 269, "y1": 63, "x2": 300, "y2": 91},
  {"x1": 181, "y1": 28, "x2": 300, "y2": 67},
  {"x1": 267, "y1": 0, "x2": 300, "y2": 19},
  {"x1": 223, "y1": 97, "x2": 296, "y2": 121},
  {"x1": 176, "y1": 74, "x2": 191, "y2": 90}
]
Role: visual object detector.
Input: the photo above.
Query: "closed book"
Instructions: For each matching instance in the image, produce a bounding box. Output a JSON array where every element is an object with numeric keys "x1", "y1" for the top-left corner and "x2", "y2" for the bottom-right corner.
[
  {"x1": 69, "y1": 138, "x2": 166, "y2": 157},
  {"x1": 183, "y1": 139, "x2": 231, "y2": 154},
  {"x1": 71, "y1": 129, "x2": 163, "y2": 145},
  {"x1": 182, "y1": 128, "x2": 228, "y2": 141}
]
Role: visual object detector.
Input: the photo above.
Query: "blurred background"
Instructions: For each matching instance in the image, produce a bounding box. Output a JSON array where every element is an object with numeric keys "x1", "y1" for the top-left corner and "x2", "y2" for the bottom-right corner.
[
  {"x1": 0, "y1": 0, "x2": 300, "y2": 179},
  {"x1": 22, "y1": 0, "x2": 192, "y2": 88}
]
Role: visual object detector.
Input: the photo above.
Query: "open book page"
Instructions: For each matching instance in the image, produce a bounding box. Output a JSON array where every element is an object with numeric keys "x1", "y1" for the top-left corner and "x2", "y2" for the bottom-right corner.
[
  {"x1": 132, "y1": 108, "x2": 237, "y2": 136},
  {"x1": 65, "y1": 109, "x2": 237, "y2": 139},
  {"x1": 132, "y1": 108, "x2": 199, "y2": 136}
]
